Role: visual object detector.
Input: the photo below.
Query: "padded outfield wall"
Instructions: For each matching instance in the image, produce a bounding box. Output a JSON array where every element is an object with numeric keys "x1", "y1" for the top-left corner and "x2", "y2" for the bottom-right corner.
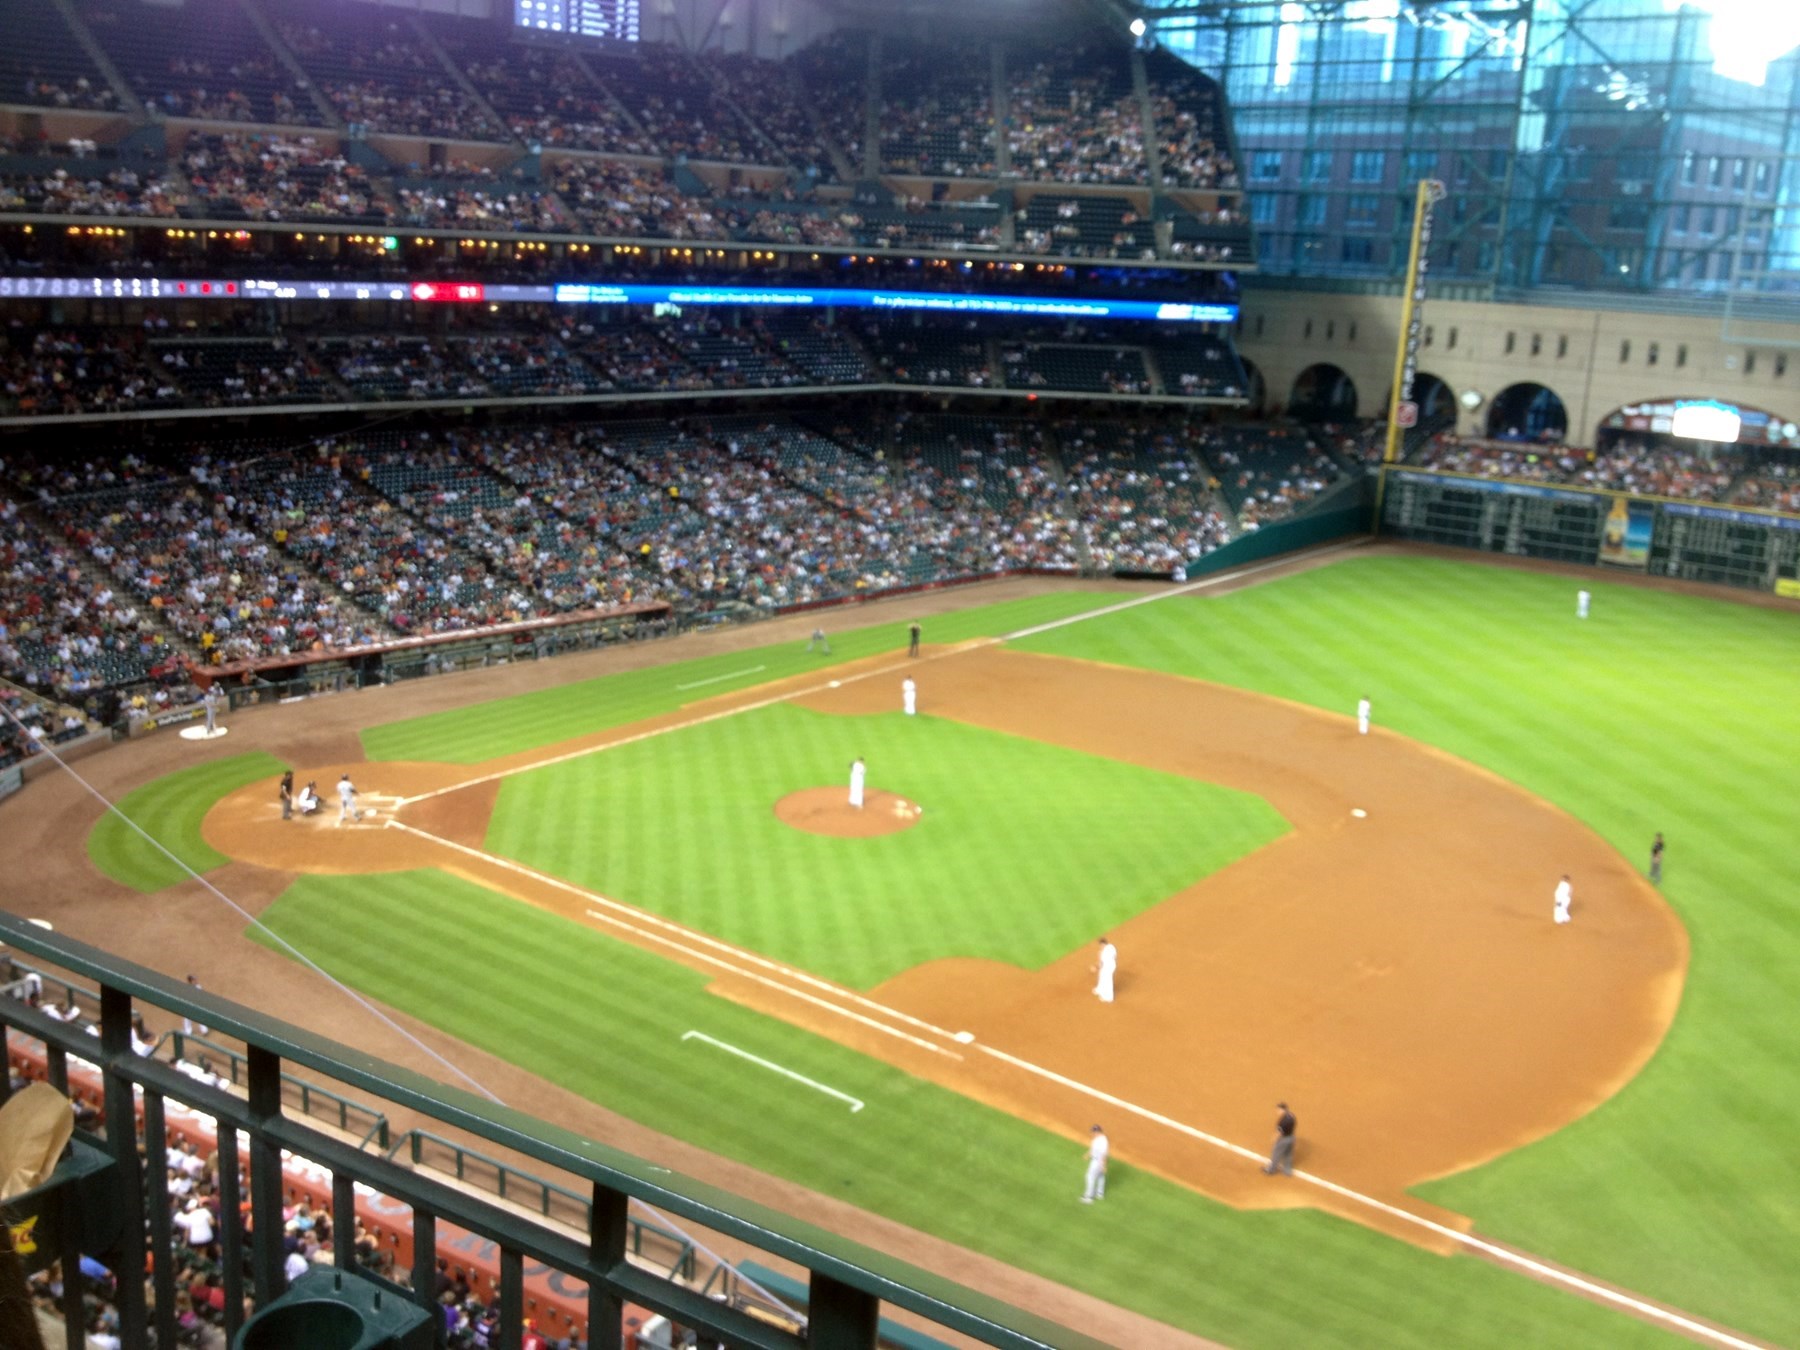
[{"x1": 1380, "y1": 467, "x2": 1800, "y2": 596}]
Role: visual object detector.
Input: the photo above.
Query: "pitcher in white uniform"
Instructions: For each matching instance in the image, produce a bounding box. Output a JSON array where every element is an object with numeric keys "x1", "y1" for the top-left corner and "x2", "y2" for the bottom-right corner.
[
  {"x1": 902, "y1": 678, "x2": 917, "y2": 716},
  {"x1": 848, "y1": 756, "x2": 866, "y2": 809}
]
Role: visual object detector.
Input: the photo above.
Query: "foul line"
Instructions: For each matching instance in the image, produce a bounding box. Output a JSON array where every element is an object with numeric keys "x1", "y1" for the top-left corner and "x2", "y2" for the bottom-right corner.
[
  {"x1": 382, "y1": 538, "x2": 1760, "y2": 1347},
  {"x1": 676, "y1": 665, "x2": 766, "y2": 691},
  {"x1": 973, "y1": 1054, "x2": 1761, "y2": 1349},
  {"x1": 396, "y1": 646, "x2": 983, "y2": 807},
  {"x1": 396, "y1": 542, "x2": 1361, "y2": 811},
  {"x1": 682, "y1": 1032, "x2": 864, "y2": 1113},
  {"x1": 384, "y1": 820, "x2": 960, "y2": 1061}
]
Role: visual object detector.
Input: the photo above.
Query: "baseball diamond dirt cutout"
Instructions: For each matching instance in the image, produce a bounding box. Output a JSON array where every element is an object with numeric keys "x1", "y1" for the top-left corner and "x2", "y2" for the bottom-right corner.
[
  {"x1": 199, "y1": 645, "x2": 1687, "y2": 1250},
  {"x1": 775, "y1": 786, "x2": 923, "y2": 837}
]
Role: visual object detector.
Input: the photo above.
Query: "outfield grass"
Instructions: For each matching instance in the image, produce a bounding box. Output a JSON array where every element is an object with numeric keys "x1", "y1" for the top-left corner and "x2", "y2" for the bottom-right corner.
[
  {"x1": 1016, "y1": 554, "x2": 1800, "y2": 1342},
  {"x1": 255, "y1": 871, "x2": 1680, "y2": 1349},
  {"x1": 360, "y1": 590, "x2": 1129, "y2": 765},
  {"x1": 485, "y1": 704, "x2": 1288, "y2": 986},
  {"x1": 88, "y1": 750, "x2": 286, "y2": 892}
]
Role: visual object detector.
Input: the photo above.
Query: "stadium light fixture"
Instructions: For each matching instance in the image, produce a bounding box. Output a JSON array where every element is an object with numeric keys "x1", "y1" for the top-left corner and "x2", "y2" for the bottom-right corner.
[{"x1": 1130, "y1": 17, "x2": 1147, "y2": 36}]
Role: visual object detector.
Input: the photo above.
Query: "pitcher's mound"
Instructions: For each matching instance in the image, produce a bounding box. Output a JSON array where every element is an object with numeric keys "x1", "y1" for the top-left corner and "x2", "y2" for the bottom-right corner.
[{"x1": 775, "y1": 787, "x2": 923, "y2": 837}]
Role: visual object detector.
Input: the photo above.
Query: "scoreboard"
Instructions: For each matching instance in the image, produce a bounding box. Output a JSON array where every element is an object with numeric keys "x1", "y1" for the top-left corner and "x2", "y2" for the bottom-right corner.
[
  {"x1": 1381, "y1": 469, "x2": 1800, "y2": 596},
  {"x1": 513, "y1": 0, "x2": 639, "y2": 40}
]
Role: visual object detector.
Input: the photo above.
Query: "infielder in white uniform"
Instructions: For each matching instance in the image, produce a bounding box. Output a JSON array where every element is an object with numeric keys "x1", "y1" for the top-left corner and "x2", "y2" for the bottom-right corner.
[
  {"x1": 337, "y1": 773, "x2": 360, "y2": 824},
  {"x1": 902, "y1": 678, "x2": 917, "y2": 716},
  {"x1": 1577, "y1": 589, "x2": 1591, "y2": 619},
  {"x1": 1080, "y1": 1125, "x2": 1109, "y2": 1203},
  {"x1": 1357, "y1": 695, "x2": 1371, "y2": 736},
  {"x1": 1094, "y1": 937, "x2": 1117, "y2": 1003},
  {"x1": 848, "y1": 756, "x2": 866, "y2": 809},
  {"x1": 1554, "y1": 874, "x2": 1573, "y2": 925}
]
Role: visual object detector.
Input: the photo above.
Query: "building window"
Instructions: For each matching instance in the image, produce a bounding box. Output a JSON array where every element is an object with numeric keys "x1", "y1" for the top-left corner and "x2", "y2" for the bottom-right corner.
[
  {"x1": 1250, "y1": 194, "x2": 1278, "y2": 225},
  {"x1": 1348, "y1": 321, "x2": 1358, "y2": 342},
  {"x1": 1341, "y1": 237, "x2": 1374, "y2": 264},
  {"x1": 1746, "y1": 351, "x2": 1757, "y2": 374},
  {"x1": 1252, "y1": 151, "x2": 1284, "y2": 182},
  {"x1": 1672, "y1": 204, "x2": 1689, "y2": 234},
  {"x1": 1557, "y1": 334, "x2": 1569, "y2": 358},
  {"x1": 1345, "y1": 194, "x2": 1380, "y2": 226},
  {"x1": 1404, "y1": 151, "x2": 1436, "y2": 182},
  {"x1": 1351, "y1": 151, "x2": 1385, "y2": 183},
  {"x1": 1298, "y1": 195, "x2": 1327, "y2": 227},
  {"x1": 1304, "y1": 318, "x2": 1314, "y2": 339},
  {"x1": 1702, "y1": 206, "x2": 1717, "y2": 234},
  {"x1": 1620, "y1": 340, "x2": 1631, "y2": 363},
  {"x1": 1447, "y1": 327, "x2": 1458, "y2": 350},
  {"x1": 1505, "y1": 331, "x2": 1516, "y2": 354},
  {"x1": 1708, "y1": 155, "x2": 1723, "y2": 187},
  {"x1": 1677, "y1": 344, "x2": 1688, "y2": 368},
  {"x1": 1609, "y1": 202, "x2": 1649, "y2": 230},
  {"x1": 1476, "y1": 241, "x2": 1494, "y2": 271},
  {"x1": 1776, "y1": 353, "x2": 1787, "y2": 377},
  {"x1": 1423, "y1": 325, "x2": 1434, "y2": 347},
  {"x1": 1647, "y1": 342, "x2": 1659, "y2": 366},
  {"x1": 1681, "y1": 151, "x2": 1697, "y2": 184},
  {"x1": 1732, "y1": 158, "x2": 1747, "y2": 190},
  {"x1": 1754, "y1": 160, "x2": 1773, "y2": 195},
  {"x1": 1326, "y1": 320, "x2": 1336, "y2": 340},
  {"x1": 1530, "y1": 333, "x2": 1542, "y2": 356},
  {"x1": 1302, "y1": 151, "x2": 1332, "y2": 183}
]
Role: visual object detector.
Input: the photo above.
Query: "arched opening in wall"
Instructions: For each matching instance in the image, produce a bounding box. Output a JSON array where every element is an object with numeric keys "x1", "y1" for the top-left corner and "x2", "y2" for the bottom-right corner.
[
  {"x1": 1596, "y1": 398, "x2": 1800, "y2": 484},
  {"x1": 1413, "y1": 372, "x2": 1454, "y2": 425},
  {"x1": 1238, "y1": 357, "x2": 1268, "y2": 413},
  {"x1": 1485, "y1": 382, "x2": 1568, "y2": 442},
  {"x1": 1288, "y1": 363, "x2": 1358, "y2": 421}
]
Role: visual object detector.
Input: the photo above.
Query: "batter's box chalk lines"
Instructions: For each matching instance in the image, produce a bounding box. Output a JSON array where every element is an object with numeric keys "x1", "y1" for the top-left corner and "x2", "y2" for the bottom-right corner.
[
  {"x1": 972, "y1": 1043, "x2": 1765, "y2": 1350},
  {"x1": 393, "y1": 644, "x2": 993, "y2": 808},
  {"x1": 675, "y1": 665, "x2": 766, "y2": 691},
  {"x1": 681, "y1": 1031, "x2": 864, "y2": 1113}
]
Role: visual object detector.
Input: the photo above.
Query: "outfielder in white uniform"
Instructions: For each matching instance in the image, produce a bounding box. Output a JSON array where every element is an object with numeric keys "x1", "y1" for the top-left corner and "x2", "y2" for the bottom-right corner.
[
  {"x1": 902, "y1": 678, "x2": 917, "y2": 716},
  {"x1": 1094, "y1": 937, "x2": 1117, "y2": 1003},
  {"x1": 1081, "y1": 1125, "x2": 1109, "y2": 1202},
  {"x1": 1577, "y1": 589, "x2": 1591, "y2": 619},
  {"x1": 848, "y1": 757, "x2": 866, "y2": 809},
  {"x1": 337, "y1": 773, "x2": 360, "y2": 824},
  {"x1": 1554, "y1": 874, "x2": 1573, "y2": 925},
  {"x1": 1357, "y1": 695, "x2": 1371, "y2": 736}
]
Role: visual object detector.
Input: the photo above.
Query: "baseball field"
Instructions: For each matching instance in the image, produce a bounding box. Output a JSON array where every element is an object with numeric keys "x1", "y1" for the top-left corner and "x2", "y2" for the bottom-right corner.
[{"x1": 67, "y1": 549, "x2": 1800, "y2": 1348}]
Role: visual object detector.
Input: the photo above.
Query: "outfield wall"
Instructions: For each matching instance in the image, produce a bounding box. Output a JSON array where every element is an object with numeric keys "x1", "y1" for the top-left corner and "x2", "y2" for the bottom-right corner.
[
  {"x1": 1379, "y1": 467, "x2": 1800, "y2": 595},
  {"x1": 1187, "y1": 474, "x2": 1377, "y2": 578}
]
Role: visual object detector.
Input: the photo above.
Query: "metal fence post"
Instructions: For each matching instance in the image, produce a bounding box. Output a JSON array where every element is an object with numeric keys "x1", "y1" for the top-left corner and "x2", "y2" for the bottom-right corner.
[
  {"x1": 98, "y1": 984, "x2": 148, "y2": 1344},
  {"x1": 807, "y1": 1272, "x2": 879, "y2": 1349},
  {"x1": 246, "y1": 1045, "x2": 288, "y2": 1303},
  {"x1": 588, "y1": 1182, "x2": 629, "y2": 1350}
]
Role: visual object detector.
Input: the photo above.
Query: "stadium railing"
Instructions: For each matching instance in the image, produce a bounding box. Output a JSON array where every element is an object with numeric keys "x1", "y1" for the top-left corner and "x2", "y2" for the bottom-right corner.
[{"x1": 0, "y1": 913, "x2": 1107, "y2": 1350}]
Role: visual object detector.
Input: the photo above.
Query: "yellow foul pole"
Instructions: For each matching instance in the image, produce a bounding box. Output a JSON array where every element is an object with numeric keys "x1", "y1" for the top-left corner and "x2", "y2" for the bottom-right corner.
[{"x1": 1374, "y1": 177, "x2": 1447, "y2": 525}]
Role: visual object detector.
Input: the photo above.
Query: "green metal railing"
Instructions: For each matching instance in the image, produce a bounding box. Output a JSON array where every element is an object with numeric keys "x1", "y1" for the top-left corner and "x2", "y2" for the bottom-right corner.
[
  {"x1": 170, "y1": 1033, "x2": 392, "y2": 1151},
  {"x1": 0, "y1": 915, "x2": 1105, "y2": 1350},
  {"x1": 390, "y1": 1130, "x2": 697, "y2": 1280}
]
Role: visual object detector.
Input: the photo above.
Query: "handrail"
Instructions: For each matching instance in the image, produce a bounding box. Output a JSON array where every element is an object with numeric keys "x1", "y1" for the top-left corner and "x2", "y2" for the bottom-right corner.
[
  {"x1": 0, "y1": 914, "x2": 1105, "y2": 1350},
  {"x1": 388, "y1": 1128, "x2": 697, "y2": 1280}
]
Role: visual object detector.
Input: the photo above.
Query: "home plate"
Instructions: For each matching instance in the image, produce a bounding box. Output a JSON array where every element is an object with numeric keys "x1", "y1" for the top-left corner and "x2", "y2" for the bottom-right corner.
[{"x1": 1351, "y1": 808, "x2": 1368, "y2": 818}]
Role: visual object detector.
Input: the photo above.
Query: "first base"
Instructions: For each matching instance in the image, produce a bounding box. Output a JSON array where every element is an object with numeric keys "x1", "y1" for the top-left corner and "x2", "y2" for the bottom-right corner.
[
  {"x1": 1351, "y1": 808, "x2": 1368, "y2": 818},
  {"x1": 828, "y1": 680, "x2": 841, "y2": 688}
]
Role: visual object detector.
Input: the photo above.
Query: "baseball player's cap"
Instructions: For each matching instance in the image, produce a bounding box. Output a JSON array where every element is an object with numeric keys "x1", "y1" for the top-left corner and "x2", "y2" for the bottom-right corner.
[{"x1": 1090, "y1": 1124, "x2": 1103, "y2": 1133}]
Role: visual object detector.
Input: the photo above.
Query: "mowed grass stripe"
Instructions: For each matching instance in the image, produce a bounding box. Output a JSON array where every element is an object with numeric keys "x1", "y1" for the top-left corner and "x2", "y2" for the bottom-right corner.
[
  {"x1": 361, "y1": 591, "x2": 1129, "y2": 765},
  {"x1": 254, "y1": 871, "x2": 1679, "y2": 1349},
  {"x1": 87, "y1": 751, "x2": 286, "y2": 893},
  {"x1": 484, "y1": 703, "x2": 1289, "y2": 989},
  {"x1": 1014, "y1": 553, "x2": 1800, "y2": 1342}
]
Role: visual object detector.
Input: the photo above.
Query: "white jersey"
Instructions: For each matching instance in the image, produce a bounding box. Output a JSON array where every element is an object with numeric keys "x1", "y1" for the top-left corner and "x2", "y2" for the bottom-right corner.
[
  {"x1": 1098, "y1": 942, "x2": 1117, "y2": 976},
  {"x1": 337, "y1": 779, "x2": 355, "y2": 805},
  {"x1": 1555, "y1": 880, "x2": 1572, "y2": 909},
  {"x1": 1088, "y1": 1132, "x2": 1109, "y2": 1166}
]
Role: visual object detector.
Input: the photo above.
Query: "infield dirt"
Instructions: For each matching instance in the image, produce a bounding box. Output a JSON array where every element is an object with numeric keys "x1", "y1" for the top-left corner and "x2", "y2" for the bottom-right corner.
[{"x1": 193, "y1": 636, "x2": 1687, "y2": 1254}]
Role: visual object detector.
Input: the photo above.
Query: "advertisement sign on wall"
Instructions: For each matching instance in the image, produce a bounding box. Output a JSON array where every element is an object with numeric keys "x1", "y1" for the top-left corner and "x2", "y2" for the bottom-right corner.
[{"x1": 1597, "y1": 495, "x2": 1655, "y2": 570}]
